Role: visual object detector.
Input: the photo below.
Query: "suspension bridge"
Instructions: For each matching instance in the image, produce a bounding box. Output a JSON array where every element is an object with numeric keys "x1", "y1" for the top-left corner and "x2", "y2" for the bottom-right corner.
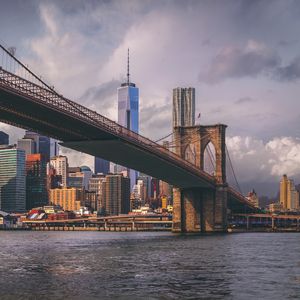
[{"x1": 0, "y1": 43, "x2": 257, "y2": 232}]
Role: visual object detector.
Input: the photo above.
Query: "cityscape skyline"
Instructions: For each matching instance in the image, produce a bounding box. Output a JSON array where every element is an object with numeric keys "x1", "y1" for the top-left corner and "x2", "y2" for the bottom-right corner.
[
  {"x1": 1, "y1": 2, "x2": 300, "y2": 299},
  {"x1": 1, "y1": 1, "x2": 300, "y2": 197}
]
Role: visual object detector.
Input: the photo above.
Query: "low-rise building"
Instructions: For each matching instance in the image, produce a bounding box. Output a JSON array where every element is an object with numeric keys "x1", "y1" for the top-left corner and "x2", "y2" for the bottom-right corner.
[
  {"x1": 269, "y1": 202, "x2": 283, "y2": 213},
  {"x1": 49, "y1": 187, "x2": 84, "y2": 211}
]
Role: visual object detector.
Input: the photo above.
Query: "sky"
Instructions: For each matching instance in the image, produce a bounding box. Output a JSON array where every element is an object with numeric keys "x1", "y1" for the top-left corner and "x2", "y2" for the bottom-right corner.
[{"x1": 1, "y1": 0, "x2": 300, "y2": 197}]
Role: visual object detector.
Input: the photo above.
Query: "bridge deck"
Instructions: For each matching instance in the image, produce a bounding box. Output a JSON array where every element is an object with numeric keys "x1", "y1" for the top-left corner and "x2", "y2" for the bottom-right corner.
[
  {"x1": 0, "y1": 68, "x2": 214, "y2": 188},
  {"x1": 0, "y1": 68, "x2": 256, "y2": 209}
]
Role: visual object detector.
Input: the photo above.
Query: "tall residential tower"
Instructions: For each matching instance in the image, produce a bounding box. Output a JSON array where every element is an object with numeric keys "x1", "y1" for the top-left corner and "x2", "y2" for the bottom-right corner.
[
  {"x1": 173, "y1": 87, "x2": 195, "y2": 128},
  {"x1": 280, "y1": 174, "x2": 299, "y2": 210}
]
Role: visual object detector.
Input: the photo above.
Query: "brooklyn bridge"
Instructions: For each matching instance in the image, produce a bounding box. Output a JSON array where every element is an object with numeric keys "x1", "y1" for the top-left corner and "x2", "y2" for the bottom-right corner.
[{"x1": 0, "y1": 44, "x2": 257, "y2": 233}]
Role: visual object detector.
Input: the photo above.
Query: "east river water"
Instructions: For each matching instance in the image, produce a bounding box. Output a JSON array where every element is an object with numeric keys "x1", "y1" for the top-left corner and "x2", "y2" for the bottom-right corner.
[{"x1": 0, "y1": 231, "x2": 299, "y2": 299}]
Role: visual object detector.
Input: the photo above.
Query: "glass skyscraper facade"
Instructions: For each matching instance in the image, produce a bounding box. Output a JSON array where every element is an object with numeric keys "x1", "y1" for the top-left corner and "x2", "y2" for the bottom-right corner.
[
  {"x1": 0, "y1": 131, "x2": 9, "y2": 145},
  {"x1": 117, "y1": 82, "x2": 139, "y2": 133},
  {"x1": 26, "y1": 154, "x2": 48, "y2": 210},
  {"x1": 17, "y1": 138, "x2": 35, "y2": 155},
  {"x1": 24, "y1": 131, "x2": 51, "y2": 161},
  {"x1": 0, "y1": 146, "x2": 26, "y2": 212},
  {"x1": 117, "y1": 50, "x2": 139, "y2": 188},
  {"x1": 94, "y1": 157, "x2": 110, "y2": 175}
]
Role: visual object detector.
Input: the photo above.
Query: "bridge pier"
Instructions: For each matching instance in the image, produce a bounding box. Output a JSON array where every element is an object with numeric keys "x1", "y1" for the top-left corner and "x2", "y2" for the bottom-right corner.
[{"x1": 172, "y1": 185, "x2": 227, "y2": 233}]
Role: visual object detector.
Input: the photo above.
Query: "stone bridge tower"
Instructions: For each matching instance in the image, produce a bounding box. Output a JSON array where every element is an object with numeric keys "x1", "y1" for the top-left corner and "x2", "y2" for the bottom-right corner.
[{"x1": 172, "y1": 124, "x2": 228, "y2": 233}]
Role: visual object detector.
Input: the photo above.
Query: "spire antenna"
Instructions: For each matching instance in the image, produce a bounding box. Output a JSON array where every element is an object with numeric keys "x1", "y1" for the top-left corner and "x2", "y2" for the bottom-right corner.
[{"x1": 127, "y1": 48, "x2": 130, "y2": 84}]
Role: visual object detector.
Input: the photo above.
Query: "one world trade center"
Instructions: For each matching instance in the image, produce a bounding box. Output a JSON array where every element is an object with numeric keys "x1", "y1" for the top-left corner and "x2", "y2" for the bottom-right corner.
[{"x1": 117, "y1": 49, "x2": 139, "y2": 188}]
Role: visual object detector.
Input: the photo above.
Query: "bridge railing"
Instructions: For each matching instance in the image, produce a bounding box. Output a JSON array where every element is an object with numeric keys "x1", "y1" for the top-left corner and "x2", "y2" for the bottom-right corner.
[{"x1": 0, "y1": 67, "x2": 215, "y2": 184}]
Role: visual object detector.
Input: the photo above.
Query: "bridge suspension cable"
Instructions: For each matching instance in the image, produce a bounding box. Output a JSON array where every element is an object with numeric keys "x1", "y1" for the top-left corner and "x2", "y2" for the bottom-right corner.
[
  {"x1": 225, "y1": 144, "x2": 242, "y2": 194},
  {"x1": 0, "y1": 43, "x2": 112, "y2": 138},
  {"x1": 0, "y1": 42, "x2": 219, "y2": 186},
  {"x1": 155, "y1": 132, "x2": 174, "y2": 143}
]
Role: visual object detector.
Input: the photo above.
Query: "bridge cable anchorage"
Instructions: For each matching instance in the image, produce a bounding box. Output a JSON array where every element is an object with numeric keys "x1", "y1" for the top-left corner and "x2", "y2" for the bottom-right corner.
[{"x1": 225, "y1": 144, "x2": 242, "y2": 194}]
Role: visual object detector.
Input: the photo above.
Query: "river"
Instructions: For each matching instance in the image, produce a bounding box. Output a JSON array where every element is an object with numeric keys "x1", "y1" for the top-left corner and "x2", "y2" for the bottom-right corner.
[{"x1": 0, "y1": 231, "x2": 299, "y2": 299}]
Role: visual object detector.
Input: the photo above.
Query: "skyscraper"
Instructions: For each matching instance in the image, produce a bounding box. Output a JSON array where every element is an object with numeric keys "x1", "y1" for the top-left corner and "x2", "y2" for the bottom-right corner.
[
  {"x1": 118, "y1": 49, "x2": 139, "y2": 133},
  {"x1": 89, "y1": 174, "x2": 106, "y2": 213},
  {"x1": 24, "y1": 131, "x2": 51, "y2": 161},
  {"x1": 0, "y1": 146, "x2": 26, "y2": 212},
  {"x1": 117, "y1": 49, "x2": 139, "y2": 188},
  {"x1": 17, "y1": 138, "x2": 35, "y2": 155},
  {"x1": 68, "y1": 166, "x2": 93, "y2": 190},
  {"x1": 103, "y1": 174, "x2": 130, "y2": 215},
  {"x1": 280, "y1": 174, "x2": 299, "y2": 210},
  {"x1": 50, "y1": 138, "x2": 59, "y2": 158},
  {"x1": 0, "y1": 131, "x2": 9, "y2": 145},
  {"x1": 50, "y1": 156, "x2": 69, "y2": 187},
  {"x1": 26, "y1": 154, "x2": 48, "y2": 210},
  {"x1": 94, "y1": 157, "x2": 110, "y2": 174},
  {"x1": 173, "y1": 87, "x2": 195, "y2": 128}
]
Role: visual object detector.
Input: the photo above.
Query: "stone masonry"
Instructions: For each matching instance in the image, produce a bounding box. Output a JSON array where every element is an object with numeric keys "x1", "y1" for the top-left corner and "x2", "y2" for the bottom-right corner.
[{"x1": 172, "y1": 124, "x2": 228, "y2": 233}]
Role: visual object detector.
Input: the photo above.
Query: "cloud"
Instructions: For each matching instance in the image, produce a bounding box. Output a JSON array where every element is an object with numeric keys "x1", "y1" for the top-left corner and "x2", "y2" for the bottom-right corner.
[
  {"x1": 139, "y1": 97, "x2": 172, "y2": 140},
  {"x1": 226, "y1": 136, "x2": 300, "y2": 191},
  {"x1": 276, "y1": 56, "x2": 300, "y2": 81},
  {"x1": 278, "y1": 39, "x2": 299, "y2": 47},
  {"x1": 0, "y1": 123, "x2": 23, "y2": 144},
  {"x1": 80, "y1": 80, "x2": 121, "y2": 120},
  {"x1": 59, "y1": 145, "x2": 94, "y2": 171},
  {"x1": 199, "y1": 40, "x2": 280, "y2": 83},
  {"x1": 2, "y1": 0, "x2": 300, "y2": 197},
  {"x1": 267, "y1": 137, "x2": 300, "y2": 176},
  {"x1": 18, "y1": 1, "x2": 300, "y2": 142},
  {"x1": 25, "y1": 1, "x2": 145, "y2": 99},
  {"x1": 56, "y1": 135, "x2": 300, "y2": 197},
  {"x1": 235, "y1": 97, "x2": 255, "y2": 105}
]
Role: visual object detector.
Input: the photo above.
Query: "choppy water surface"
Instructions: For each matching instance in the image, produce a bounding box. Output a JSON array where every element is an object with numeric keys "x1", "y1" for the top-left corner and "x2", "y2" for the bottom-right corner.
[{"x1": 0, "y1": 231, "x2": 299, "y2": 299}]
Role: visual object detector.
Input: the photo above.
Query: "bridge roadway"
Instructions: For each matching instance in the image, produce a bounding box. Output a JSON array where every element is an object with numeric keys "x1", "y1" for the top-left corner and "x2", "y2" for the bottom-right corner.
[
  {"x1": 0, "y1": 67, "x2": 254, "y2": 210},
  {"x1": 22, "y1": 214, "x2": 173, "y2": 231},
  {"x1": 233, "y1": 213, "x2": 300, "y2": 221},
  {"x1": 231, "y1": 213, "x2": 300, "y2": 231}
]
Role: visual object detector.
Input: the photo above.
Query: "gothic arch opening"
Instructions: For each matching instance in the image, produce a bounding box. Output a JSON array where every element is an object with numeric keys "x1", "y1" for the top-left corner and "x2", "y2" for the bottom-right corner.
[
  {"x1": 184, "y1": 144, "x2": 196, "y2": 165},
  {"x1": 203, "y1": 141, "x2": 216, "y2": 175}
]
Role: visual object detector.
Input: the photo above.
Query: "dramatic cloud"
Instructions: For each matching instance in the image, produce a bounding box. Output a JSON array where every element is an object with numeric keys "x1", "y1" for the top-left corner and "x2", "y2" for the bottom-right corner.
[
  {"x1": 2, "y1": 0, "x2": 300, "y2": 196},
  {"x1": 140, "y1": 98, "x2": 172, "y2": 140},
  {"x1": 58, "y1": 135, "x2": 300, "y2": 197},
  {"x1": 80, "y1": 80, "x2": 121, "y2": 120},
  {"x1": 226, "y1": 136, "x2": 300, "y2": 195},
  {"x1": 199, "y1": 40, "x2": 280, "y2": 83}
]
